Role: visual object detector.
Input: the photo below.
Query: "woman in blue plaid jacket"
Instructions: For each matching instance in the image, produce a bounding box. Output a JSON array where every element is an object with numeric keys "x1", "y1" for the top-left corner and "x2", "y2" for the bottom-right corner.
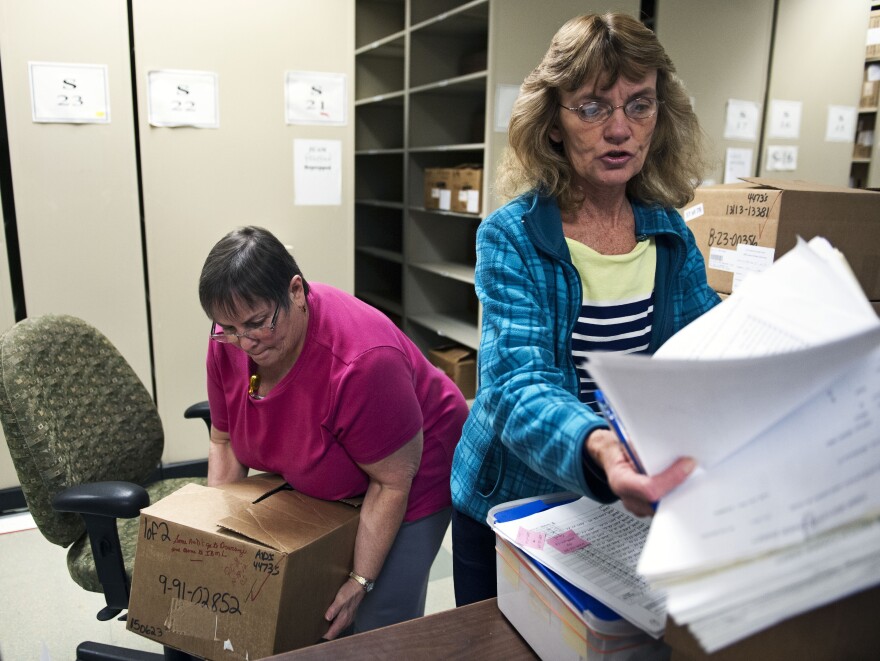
[{"x1": 450, "y1": 13, "x2": 720, "y2": 606}]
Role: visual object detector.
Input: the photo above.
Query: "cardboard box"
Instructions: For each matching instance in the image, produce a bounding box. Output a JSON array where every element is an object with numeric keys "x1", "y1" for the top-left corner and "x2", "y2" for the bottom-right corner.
[
  {"x1": 854, "y1": 114, "x2": 875, "y2": 160},
  {"x1": 867, "y1": 10, "x2": 880, "y2": 59},
  {"x1": 429, "y1": 344, "x2": 476, "y2": 399},
  {"x1": 424, "y1": 167, "x2": 454, "y2": 210},
  {"x1": 127, "y1": 474, "x2": 361, "y2": 660},
  {"x1": 451, "y1": 165, "x2": 483, "y2": 214},
  {"x1": 860, "y1": 64, "x2": 880, "y2": 109},
  {"x1": 494, "y1": 536, "x2": 669, "y2": 660},
  {"x1": 681, "y1": 178, "x2": 880, "y2": 297}
]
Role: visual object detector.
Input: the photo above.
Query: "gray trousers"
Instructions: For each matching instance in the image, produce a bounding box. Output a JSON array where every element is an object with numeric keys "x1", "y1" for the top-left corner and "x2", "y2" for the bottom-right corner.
[{"x1": 352, "y1": 506, "x2": 451, "y2": 634}]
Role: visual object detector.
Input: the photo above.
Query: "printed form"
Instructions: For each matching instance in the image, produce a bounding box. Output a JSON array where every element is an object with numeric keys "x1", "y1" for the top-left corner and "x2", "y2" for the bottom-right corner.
[{"x1": 493, "y1": 498, "x2": 666, "y2": 637}]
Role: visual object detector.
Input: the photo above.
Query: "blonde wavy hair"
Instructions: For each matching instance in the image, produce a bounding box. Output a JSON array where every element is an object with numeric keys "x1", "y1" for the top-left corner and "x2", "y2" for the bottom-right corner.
[{"x1": 496, "y1": 12, "x2": 708, "y2": 211}]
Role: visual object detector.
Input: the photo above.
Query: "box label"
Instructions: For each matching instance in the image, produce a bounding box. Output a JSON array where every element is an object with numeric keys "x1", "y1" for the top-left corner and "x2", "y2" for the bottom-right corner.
[
  {"x1": 683, "y1": 203, "x2": 704, "y2": 222},
  {"x1": 709, "y1": 247, "x2": 738, "y2": 273}
]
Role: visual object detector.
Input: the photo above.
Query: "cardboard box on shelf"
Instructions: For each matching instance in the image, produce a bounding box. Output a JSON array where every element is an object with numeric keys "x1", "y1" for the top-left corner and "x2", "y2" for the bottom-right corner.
[
  {"x1": 429, "y1": 344, "x2": 476, "y2": 399},
  {"x1": 867, "y1": 10, "x2": 880, "y2": 59},
  {"x1": 127, "y1": 474, "x2": 361, "y2": 661},
  {"x1": 424, "y1": 167, "x2": 455, "y2": 210},
  {"x1": 681, "y1": 178, "x2": 880, "y2": 297},
  {"x1": 451, "y1": 165, "x2": 483, "y2": 214},
  {"x1": 861, "y1": 64, "x2": 880, "y2": 108}
]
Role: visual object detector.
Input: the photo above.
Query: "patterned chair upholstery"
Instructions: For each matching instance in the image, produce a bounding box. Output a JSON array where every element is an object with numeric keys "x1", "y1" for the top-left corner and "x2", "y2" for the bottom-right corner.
[{"x1": 0, "y1": 314, "x2": 206, "y2": 659}]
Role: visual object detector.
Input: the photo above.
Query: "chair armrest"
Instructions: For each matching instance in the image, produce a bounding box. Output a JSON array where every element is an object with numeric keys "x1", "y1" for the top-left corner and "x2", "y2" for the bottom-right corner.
[
  {"x1": 52, "y1": 481, "x2": 149, "y2": 519},
  {"x1": 51, "y1": 481, "x2": 150, "y2": 621},
  {"x1": 184, "y1": 400, "x2": 212, "y2": 432}
]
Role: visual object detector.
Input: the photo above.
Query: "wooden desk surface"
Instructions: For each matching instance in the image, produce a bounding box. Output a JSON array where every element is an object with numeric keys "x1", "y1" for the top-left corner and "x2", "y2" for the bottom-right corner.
[{"x1": 264, "y1": 598, "x2": 539, "y2": 660}]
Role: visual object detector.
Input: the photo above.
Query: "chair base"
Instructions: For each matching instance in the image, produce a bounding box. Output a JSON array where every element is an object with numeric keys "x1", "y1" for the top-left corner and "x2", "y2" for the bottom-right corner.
[{"x1": 76, "y1": 641, "x2": 199, "y2": 661}]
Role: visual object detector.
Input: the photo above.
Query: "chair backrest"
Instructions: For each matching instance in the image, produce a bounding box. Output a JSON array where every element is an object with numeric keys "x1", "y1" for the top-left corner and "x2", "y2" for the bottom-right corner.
[{"x1": 0, "y1": 314, "x2": 163, "y2": 546}]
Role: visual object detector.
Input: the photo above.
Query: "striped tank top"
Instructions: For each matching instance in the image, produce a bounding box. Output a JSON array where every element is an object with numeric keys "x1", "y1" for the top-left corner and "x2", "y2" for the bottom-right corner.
[{"x1": 566, "y1": 237, "x2": 656, "y2": 406}]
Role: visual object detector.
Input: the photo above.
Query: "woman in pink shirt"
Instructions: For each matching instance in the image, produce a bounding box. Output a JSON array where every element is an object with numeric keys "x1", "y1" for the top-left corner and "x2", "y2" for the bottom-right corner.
[{"x1": 199, "y1": 226, "x2": 468, "y2": 638}]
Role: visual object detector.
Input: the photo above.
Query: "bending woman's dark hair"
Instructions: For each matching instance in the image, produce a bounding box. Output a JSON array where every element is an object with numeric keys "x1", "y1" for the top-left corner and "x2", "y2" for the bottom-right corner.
[{"x1": 199, "y1": 225, "x2": 309, "y2": 319}]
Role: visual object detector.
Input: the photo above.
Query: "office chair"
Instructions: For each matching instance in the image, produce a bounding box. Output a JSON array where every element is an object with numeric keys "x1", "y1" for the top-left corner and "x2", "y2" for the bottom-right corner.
[{"x1": 0, "y1": 314, "x2": 209, "y2": 661}]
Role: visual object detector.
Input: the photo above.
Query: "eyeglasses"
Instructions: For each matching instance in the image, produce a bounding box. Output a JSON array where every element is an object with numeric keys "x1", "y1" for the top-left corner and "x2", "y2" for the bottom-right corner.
[
  {"x1": 559, "y1": 97, "x2": 660, "y2": 124},
  {"x1": 210, "y1": 303, "x2": 280, "y2": 343}
]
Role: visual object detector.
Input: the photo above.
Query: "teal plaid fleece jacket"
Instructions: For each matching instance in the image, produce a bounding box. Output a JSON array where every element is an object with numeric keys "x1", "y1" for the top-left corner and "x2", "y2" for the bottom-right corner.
[{"x1": 450, "y1": 191, "x2": 720, "y2": 524}]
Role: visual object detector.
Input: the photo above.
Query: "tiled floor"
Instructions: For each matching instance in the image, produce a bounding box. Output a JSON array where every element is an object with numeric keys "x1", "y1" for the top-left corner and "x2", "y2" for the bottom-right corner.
[{"x1": 0, "y1": 513, "x2": 456, "y2": 660}]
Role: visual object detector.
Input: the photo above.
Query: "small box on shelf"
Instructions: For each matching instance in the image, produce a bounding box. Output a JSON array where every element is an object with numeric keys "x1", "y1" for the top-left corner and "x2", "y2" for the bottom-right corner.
[
  {"x1": 861, "y1": 63, "x2": 880, "y2": 108},
  {"x1": 429, "y1": 344, "x2": 476, "y2": 399},
  {"x1": 854, "y1": 117, "x2": 874, "y2": 160},
  {"x1": 867, "y1": 10, "x2": 880, "y2": 59},
  {"x1": 424, "y1": 167, "x2": 455, "y2": 210},
  {"x1": 451, "y1": 165, "x2": 482, "y2": 214},
  {"x1": 424, "y1": 164, "x2": 482, "y2": 214}
]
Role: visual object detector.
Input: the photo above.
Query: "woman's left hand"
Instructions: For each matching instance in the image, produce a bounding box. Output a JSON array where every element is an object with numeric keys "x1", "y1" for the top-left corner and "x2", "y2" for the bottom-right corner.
[
  {"x1": 321, "y1": 430, "x2": 425, "y2": 639},
  {"x1": 323, "y1": 576, "x2": 368, "y2": 639}
]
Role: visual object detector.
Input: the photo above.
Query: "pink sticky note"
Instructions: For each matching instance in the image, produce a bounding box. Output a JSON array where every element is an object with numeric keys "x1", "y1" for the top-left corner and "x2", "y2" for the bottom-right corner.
[
  {"x1": 516, "y1": 526, "x2": 546, "y2": 550},
  {"x1": 547, "y1": 530, "x2": 590, "y2": 553}
]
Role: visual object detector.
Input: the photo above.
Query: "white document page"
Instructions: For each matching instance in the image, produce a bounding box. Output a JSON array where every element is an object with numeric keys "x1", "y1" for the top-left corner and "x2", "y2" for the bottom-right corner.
[
  {"x1": 492, "y1": 498, "x2": 666, "y2": 637},
  {"x1": 672, "y1": 519, "x2": 880, "y2": 653},
  {"x1": 585, "y1": 325, "x2": 880, "y2": 476},
  {"x1": 638, "y1": 347, "x2": 880, "y2": 579},
  {"x1": 662, "y1": 516, "x2": 880, "y2": 622},
  {"x1": 585, "y1": 238, "x2": 880, "y2": 475}
]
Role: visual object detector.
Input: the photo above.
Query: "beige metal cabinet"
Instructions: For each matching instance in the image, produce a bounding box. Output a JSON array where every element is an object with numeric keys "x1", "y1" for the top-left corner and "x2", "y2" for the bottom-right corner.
[
  {"x1": 132, "y1": 0, "x2": 355, "y2": 463},
  {"x1": 0, "y1": 0, "x2": 150, "y2": 489}
]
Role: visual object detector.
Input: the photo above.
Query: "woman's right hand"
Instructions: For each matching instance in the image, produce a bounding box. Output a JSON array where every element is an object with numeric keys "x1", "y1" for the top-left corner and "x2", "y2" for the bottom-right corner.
[
  {"x1": 207, "y1": 426, "x2": 248, "y2": 486},
  {"x1": 585, "y1": 428, "x2": 695, "y2": 517}
]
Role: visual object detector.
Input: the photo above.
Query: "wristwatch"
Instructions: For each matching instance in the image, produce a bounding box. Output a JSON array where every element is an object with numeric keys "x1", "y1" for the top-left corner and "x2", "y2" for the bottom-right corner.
[{"x1": 349, "y1": 570, "x2": 375, "y2": 593}]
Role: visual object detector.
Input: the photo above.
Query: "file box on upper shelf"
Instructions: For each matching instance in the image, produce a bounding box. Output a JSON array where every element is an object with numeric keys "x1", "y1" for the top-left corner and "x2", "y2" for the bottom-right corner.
[
  {"x1": 681, "y1": 178, "x2": 880, "y2": 297},
  {"x1": 489, "y1": 495, "x2": 670, "y2": 661},
  {"x1": 450, "y1": 165, "x2": 482, "y2": 214},
  {"x1": 424, "y1": 167, "x2": 454, "y2": 211},
  {"x1": 423, "y1": 165, "x2": 482, "y2": 214}
]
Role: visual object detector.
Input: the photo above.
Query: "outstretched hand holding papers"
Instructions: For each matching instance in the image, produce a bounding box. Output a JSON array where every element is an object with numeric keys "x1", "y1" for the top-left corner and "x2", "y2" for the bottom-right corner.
[
  {"x1": 585, "y1": 237, "x2": 880, "y2": 476},
  {"x1": 584, "y1": 237, "x2": 880, "y2": 653}
]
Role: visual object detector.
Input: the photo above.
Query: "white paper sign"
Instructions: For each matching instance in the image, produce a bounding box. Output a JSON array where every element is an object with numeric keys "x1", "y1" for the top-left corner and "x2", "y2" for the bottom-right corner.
[
  {"x1": 29, "y1": 62, "x2": 110, "y2": 123},
  {"x1": 723, "y1": 147, "x2": 753, "y2": 184},
  {"x1": 765, "y1": 145, "x2": 798, "y2": 171},
  {"x1": 825, "y1": 105, "x2": 857, "y2": 142},
  {"x1": 767, "y1": 99, "x2": 802, "y2": 139},
  {"x1": 285, "y1": 71, "x2": 346, "y2": 125},
  {"x1": 294, "y1": 139, "x2": 341, "y2": 206},
  {"x1": 723, "y1": 99, "x2": 759, "y2": 141},
  {"x1": 494, "y1": 84, "x2": 520, "y2": 132},
  {"x1": 147, "y1": 70, "x2": 219, "y2": 128}
]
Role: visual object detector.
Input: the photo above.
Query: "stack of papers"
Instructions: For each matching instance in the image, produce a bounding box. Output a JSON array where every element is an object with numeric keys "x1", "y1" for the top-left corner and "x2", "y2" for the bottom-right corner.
[
  {"x1": 585, "y1": 237, "x2": 880, "y2": 652},
  {"x1": 491, "y1": 496, "x2": 666, "y2": 637}
]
